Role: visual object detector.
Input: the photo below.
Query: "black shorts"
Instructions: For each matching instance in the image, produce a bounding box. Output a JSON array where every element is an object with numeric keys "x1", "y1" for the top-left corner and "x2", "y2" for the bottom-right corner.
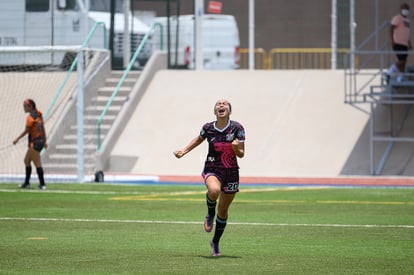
[
  {"x1": 30, "y1": 139, "x2": 45, "y2": 152},
  {"x1": 202, "y1": 166, "x2": 240, "y2": 193},
  {"x1": 393, "y1": 44, "x2": 409, "y2": 62}
]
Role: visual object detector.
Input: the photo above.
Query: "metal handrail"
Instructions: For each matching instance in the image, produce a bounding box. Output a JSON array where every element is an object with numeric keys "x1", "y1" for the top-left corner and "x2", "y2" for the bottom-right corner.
[
  {"x1": 97, "y1": 22, "x2": 163, "y2": 151},
  {"x1": 356, "y1": 20, "x2": 389, "y2": 51},
  {"x1": 44, "y1": 21, "x2": 107, "y2": 119}
]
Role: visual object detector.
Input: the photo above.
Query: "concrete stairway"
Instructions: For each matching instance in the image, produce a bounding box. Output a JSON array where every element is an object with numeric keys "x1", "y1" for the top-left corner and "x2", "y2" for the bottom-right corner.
[{"x1": 43, "y1": 70, "x2": 140, "y2": 175}]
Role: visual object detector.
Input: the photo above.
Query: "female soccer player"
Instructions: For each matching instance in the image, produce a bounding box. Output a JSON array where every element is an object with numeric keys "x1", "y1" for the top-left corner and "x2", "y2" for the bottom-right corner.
[
  {"x1": 174, "y1": 99, "x2": 245, "y2": 257},
  {"x1": 13, "y1": 99, "x2": 47, "y2": 190}
]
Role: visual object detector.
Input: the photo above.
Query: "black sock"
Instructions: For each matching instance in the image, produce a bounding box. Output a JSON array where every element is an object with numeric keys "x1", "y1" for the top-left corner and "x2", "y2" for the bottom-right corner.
[
  {"x1": 206, "y1": 193, "x2": 217, "y2": 217},
  {"x1": 24, "y1": 166, "x2": 32, "y2": 185},
  {"x1": 36, "y1": 167, "x2": 45, "y2": 186},
  {"x1": 212, "y1": 216, "x2": 227, "y2": 244}
]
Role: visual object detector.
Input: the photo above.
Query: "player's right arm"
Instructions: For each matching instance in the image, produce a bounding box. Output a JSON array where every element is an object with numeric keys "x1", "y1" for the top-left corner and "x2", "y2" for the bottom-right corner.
[
  {"x1": 174, "y1": 136, "x2": 204, "y2": 158},
  {"x1": 390, "y1": 24, "x2": 396, "y2": 47},
  {"x1": 13, "y1": 127, "x2": 30, "y2": 145}
]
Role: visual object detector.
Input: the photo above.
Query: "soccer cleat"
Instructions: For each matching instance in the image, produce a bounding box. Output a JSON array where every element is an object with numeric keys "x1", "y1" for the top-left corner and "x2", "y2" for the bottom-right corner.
[
  {"x1": 210, "y1": 241, "x2": 220, "y2": 257},
  {"x1": 204, "y1": 214, "x2": 214, "y2": 232},
  {"x1": 38, "y1": 185, "x2": 46, "y2": 190},
  {"x1": 19, "y1": 183, "x2": 30, "y2": 189}
]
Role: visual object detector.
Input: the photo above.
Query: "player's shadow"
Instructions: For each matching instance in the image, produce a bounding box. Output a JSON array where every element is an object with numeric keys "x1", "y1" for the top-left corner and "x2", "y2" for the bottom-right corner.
[{"x1": 199, "y1": 255, "x2": 242, "y2": 259}]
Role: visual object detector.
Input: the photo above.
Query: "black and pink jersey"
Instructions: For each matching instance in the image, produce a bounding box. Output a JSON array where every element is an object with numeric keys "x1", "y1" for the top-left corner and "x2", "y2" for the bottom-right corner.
[{"x1": 200, "y1": 120, "x2": 245, "y2": 169}]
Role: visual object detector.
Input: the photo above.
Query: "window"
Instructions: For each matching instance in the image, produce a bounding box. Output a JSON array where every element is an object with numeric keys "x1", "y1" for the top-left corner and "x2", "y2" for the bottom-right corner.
[
  {"x1": 26, "y1": 0, "x2": 49, "y2": 12},
  {"x1": 57, "y1": 0, "x2": 79, "y2": 11},
  {"x1": 90, "y1": 0, "x2": 123, "y2": 13}
]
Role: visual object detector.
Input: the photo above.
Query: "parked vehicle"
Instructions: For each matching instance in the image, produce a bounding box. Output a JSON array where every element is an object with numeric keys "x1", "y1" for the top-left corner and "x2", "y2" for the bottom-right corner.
[{"x1": 152, "y1": 14, "x2": 240, "y2": 70}]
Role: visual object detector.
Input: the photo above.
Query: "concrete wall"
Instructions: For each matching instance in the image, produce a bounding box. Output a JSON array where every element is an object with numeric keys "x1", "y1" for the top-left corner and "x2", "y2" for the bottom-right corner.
[{"x1": 108, "y1": 69, "x2": 414, "y2": 178}]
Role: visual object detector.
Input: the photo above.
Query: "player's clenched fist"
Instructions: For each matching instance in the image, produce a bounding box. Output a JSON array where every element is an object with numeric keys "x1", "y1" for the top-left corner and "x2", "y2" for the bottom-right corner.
[{"x1": 173, "y1": 150, "x2": 185, "y2": 158}]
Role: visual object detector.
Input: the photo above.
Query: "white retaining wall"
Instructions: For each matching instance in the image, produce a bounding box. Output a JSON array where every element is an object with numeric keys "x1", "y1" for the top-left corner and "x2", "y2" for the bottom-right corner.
[{"x1": 109, "y1": 70, "x2": 414, "y2": 177}]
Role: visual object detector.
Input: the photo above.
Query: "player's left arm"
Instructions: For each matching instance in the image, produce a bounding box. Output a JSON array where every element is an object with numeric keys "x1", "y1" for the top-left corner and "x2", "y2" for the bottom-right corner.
[
  {"x1": 13, "y1": 127, "x2": 29, "y2": 145},
  {"x1": 232, "y1": 139, "x2": 245, "y2": 158},
  {"x1": 232, "y1": 124, "x2": 245, "y2": 158}
]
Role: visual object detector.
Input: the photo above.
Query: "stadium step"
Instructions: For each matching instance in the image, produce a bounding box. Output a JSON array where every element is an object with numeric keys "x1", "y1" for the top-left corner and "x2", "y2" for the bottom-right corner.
[
  {"x1": 63, "y1": 134, "x2": 103, "y2": 141},
  {"x1": 97, "y1": 86, "x2": 131, "y2": 96},
  {"x1": 94, "y1": 96, "x2": 127, "y2": 106},
  {"x1": 70, "y1": 124, "x2": 111, "y2": 130},
  {"x1": 52, "y1": 144, "x2": 97, "y2": 154},
  {"x1": 105, "y1": 77, "x2": 137, "y2": 88},
  {"x1": 68, "y1": 125, "x2": 111, "y2": 136},
  {"x1": 85, "y1": 109, "x2": 120, "y2": 117},
  {"x1": 79, "y1": 115, "x2": 117, "y2": 124},
  {"x1": 43, "y1": 69, "x2": 140, "y2": 175}
]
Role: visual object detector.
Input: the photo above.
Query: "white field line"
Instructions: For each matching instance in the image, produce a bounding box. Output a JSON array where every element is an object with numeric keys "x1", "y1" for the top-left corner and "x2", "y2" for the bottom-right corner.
[
  {"x1": 1, "y1": 189, "x2": 413, "y2": 228},
  {"x1": 0, "y1": 217, "x2": 413, "y2": 229},
  {"x1": 0, "y1": 189, "x2": 206, "y2": 195},
  {"x1": 0, "y1": 186, "x2": 321, "y2": 195}
]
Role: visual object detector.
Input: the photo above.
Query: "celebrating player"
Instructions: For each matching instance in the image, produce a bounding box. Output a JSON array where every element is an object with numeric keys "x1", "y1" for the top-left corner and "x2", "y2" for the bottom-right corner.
[
  {"x1": 174, "y1": 99, "x2": 245, "y2": 257},
  {"x1": 13, "y1": 99, "x2": 47, "y2": 190}
]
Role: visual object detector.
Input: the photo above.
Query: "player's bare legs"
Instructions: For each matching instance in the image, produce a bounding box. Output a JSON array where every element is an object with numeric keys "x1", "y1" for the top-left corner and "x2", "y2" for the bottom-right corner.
[
  {"x1": 22, "y1": 148, "x2": 45, "y2": 189},
  {"x1": 217, "y1": 192, "x2": 235, "y2": 219},
  {"x1": 20, "y1": 149, "x2": 34, "y2": 188},
  {"x1": 25, "y1": 148, "x2": 42, "y2": 167},
  {"x1": 204, "y1": 175, "x2": 235, "y2": 256},
  {"x1": 205, "y1": 175, "x2": 221, "y2": 200},
  {"x1": 204, "y1": 175, "x2": 220, "y2": 232}
]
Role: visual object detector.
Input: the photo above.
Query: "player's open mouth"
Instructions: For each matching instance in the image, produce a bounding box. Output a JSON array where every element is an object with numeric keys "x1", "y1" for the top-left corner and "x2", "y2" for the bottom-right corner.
[{"x1": 218, "y1": 109, "x2": 225, "y2": 114}]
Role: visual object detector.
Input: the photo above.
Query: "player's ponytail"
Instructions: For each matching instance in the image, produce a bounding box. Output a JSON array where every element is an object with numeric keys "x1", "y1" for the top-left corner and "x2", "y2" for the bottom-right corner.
[{"x1": 24, "y1": 99, "x2": 36, "y2": 110}]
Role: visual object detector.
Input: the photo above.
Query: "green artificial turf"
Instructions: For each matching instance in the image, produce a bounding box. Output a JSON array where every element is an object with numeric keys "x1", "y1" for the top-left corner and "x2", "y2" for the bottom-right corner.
[{"x1": 0, "y1": 183, "x2": 413, "y2": 274}]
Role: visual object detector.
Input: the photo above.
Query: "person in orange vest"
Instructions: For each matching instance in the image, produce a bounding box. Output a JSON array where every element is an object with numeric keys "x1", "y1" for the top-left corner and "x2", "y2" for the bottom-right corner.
[{"x1": 13, "y1": 99, "x2": 48, "y2": 190}]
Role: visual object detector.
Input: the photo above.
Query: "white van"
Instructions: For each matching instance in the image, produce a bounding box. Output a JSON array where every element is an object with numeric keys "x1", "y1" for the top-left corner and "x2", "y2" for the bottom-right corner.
[
  {"x1": 152, "y1": 14, "x2": 240, "y2": 70},
  {"x1": 0, "y1": 0, "x2": 151, "y2": 68}
]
